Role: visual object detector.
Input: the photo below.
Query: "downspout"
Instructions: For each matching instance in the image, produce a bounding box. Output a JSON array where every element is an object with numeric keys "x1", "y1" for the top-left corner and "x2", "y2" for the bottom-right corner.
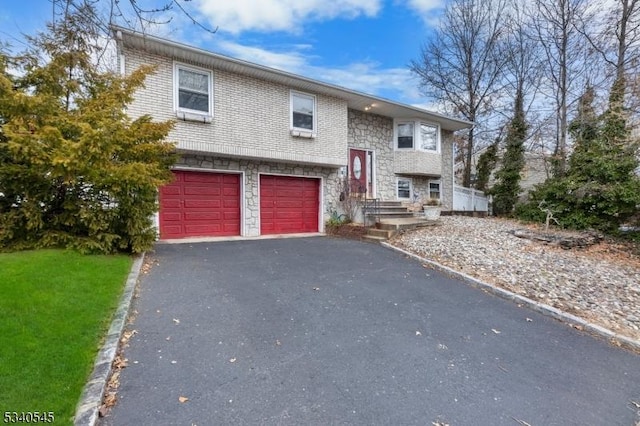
[{"x1": 114, "y1": 29, "x2": 125, "y2": 76}]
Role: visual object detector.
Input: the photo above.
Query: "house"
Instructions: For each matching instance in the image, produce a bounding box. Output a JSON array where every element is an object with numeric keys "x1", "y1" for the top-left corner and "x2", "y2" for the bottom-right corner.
[{"x1": 114, "y1": 27, "x2": 472, "y2": 239}]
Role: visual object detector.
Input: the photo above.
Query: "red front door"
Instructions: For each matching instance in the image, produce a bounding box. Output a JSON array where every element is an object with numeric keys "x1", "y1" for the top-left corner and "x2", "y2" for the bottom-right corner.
[{"x1": 349, "y1": 149, "x2": 367, "y2": 196}]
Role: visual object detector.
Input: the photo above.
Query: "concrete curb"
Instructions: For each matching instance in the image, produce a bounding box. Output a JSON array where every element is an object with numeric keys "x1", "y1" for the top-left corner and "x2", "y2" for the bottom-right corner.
[
  {"x1": 381, "y1": 242, "x2": 640, "y2": 353},
  {"x1": 74, "y1": 253, "x2": 145, "y2": 426}
]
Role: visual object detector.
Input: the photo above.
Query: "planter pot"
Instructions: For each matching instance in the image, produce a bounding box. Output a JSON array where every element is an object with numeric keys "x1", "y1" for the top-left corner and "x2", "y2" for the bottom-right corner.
[{"x1": 423, "y1": 206, "x2": 441, "y2": 220}]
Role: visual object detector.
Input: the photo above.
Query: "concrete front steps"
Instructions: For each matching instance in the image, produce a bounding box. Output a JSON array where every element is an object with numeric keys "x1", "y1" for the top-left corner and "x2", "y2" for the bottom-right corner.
[
  {"x1": 362, "y1": 200, "x2": 441, "y2": 242},
  {"x1": 362, "y1": 217, "x2": 440, "y2": 242},
  {"x1": 362, "y1": 200, "x2": 415, "y2": 221}
]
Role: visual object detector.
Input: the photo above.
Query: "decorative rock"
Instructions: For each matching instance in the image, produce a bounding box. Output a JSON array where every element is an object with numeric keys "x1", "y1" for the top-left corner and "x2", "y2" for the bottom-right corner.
[{"x1": 391, "y1": 216, "x2": 640, "y2": 342}]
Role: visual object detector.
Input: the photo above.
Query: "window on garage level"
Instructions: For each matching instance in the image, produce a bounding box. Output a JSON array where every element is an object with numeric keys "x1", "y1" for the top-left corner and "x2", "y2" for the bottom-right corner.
[
  {"x1": 397, "y1": 178, "x2": 413, "y2": 200},
  {"x1": 429, "y1": 181, "x2": 441, "y2": 200},
  {"x1": 290, "y1": 91, "x2": 316, "y2": 133},
  {"x1": 174, "y1": 63, "x2": 213, "y2": 119}
]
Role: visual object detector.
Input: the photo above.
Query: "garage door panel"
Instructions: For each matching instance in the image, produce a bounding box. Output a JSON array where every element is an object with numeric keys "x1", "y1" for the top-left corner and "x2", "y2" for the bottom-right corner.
[
  {"x1": 277, "y1": 190, "x2": 303, "y2": 198},
  {"x1": 183, "y1": 199, "x2": 222, "y2": 209},
  {"x1": 223, "y1": 187, "x2": 239, "y2": 197},
  {"x1": 260, "y1": 175, "x2": 319, "y2": 235},
  {"x1": 185, "y1": 224, "x2": 222, "y2": 234},
  {"x1": 161, "y1": 186, "x2": 181, "y2": 196},
  {"x1": 159, "y1": 171, "x2": 240, "y2": 239},
  {"x1": 162, "y1": 199, "x2": 181, "y2": 209},
  {"x1": 276, "y1": 211, "x2": 303, "y2": 219},
  {"x1": 184, "y1": 186, "x2": 221, "y2": 196},
  {"x1": 184, "y1": 211, "x2": 222, "y2": 221},
  {"x1": 278, "y1": 222, "x2": 304, "y2": 231},
  {"x1": 277, "y1": 200, "x2": 303, "y2": 209},
  {"x1": 184, "y1": 173, "x2": 221, "y2": 183},
  {"x1": 162, "y1": 212, "x2": 182, "y2": 222}
]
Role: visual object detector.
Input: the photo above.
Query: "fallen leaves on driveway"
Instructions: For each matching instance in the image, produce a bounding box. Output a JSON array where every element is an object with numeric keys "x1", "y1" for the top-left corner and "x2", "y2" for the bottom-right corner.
[
  {"x1": 120, "y1": 329, "x2": 137, "y2": 344},
  {"x1": 511, "y1": 417, "x2": 532, "y2": 426}
]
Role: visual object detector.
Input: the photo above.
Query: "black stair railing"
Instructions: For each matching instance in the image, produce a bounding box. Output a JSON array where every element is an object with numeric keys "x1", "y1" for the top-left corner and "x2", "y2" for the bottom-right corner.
[{"x1": 348, "y1": 178, "x2": 380, "y2": 224}]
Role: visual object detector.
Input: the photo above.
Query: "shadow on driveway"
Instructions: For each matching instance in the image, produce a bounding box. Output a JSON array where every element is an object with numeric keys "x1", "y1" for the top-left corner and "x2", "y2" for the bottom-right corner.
[{"x1": 100, "y1": 237, "x2": 640, "y2": 425}]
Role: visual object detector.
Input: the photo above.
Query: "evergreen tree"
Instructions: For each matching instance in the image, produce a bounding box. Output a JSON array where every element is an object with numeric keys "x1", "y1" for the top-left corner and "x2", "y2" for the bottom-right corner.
[
  {"x1": 0, "y1": 7, "x2": 176, "y2": 253},
  {"x1": 475, "y1": 133, "x2": 500, "y2": 192},
  {"x1": 516, "y1": 83, "x2": 640, "y2": 232},
  {"x1": 491, "y1": 90, "x2": 527, "y2": 216}
]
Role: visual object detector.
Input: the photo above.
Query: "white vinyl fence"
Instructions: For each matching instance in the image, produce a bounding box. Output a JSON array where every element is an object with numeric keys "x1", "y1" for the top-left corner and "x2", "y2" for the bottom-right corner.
[{"x1": 453, "y1": 185, "x2": 488, "y2": 212}]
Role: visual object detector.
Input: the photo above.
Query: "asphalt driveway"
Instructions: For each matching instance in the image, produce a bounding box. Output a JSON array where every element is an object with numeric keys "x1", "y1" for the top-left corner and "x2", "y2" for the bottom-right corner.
[{"x1": 100, "y1": 237, "x2": 640, "y2": 425}]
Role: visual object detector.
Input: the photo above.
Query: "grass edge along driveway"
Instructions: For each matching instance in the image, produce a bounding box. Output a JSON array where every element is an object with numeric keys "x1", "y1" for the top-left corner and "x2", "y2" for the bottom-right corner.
[{"x1": 0, "y1": 249, "x2": 132, "y2": 425}]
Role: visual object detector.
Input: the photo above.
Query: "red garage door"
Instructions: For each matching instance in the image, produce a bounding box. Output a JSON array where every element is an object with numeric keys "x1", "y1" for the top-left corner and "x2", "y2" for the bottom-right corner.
[
  {"x1": 260, "y1": 175, "x2": 320, "y2": 234},
  {"x1": 159, "y1": 171, "x2": 241, "y2": 239}
]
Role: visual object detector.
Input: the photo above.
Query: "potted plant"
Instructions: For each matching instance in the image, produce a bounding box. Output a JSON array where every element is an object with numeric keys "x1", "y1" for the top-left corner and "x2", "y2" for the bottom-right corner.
[{"x1": 422, "y1": 197, "x2": 442, "y2": 220}]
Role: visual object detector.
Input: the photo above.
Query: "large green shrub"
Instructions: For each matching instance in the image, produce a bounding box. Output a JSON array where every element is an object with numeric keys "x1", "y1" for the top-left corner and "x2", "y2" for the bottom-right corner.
[
  {"x1": 515, "y1": 86, "x2": 640, "y2": 233},
  {"x1": 0, "y1": 11, "x2": 176, "y2": 253}
]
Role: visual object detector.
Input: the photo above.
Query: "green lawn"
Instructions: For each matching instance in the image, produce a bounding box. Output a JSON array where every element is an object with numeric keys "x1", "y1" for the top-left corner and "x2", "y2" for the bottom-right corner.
[{"x1": 0, "y1": 249, "x2": 132, "y2": 425}]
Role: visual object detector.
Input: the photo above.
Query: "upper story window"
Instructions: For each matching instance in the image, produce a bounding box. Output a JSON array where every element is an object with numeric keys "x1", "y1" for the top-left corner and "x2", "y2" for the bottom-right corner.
[
  {"x1": 290, "y1": 91, "x2": 316, "y2": 136},
  {"x1": 419, "y1": 124, "x2": 438, "y2": 151},
  {"x1": 174, "y1": 63, "x2": 213, "y2": 121},
  {"x1": 395, "y1": 120, "x2": 440, "y2": 152}
]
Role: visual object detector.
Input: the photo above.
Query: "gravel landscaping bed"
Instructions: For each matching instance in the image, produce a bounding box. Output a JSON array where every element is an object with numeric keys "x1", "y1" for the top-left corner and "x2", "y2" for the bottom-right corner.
[{"x1": 389, "y1": 216, "x2": 640, "y2": 343}]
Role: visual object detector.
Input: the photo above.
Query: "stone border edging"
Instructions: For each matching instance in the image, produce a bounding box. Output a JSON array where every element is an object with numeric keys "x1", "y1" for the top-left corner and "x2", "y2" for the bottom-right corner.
[
  {"x1": 381, "y1": 242, "x2": 640, "y2": 353},
  {"x1": 74, "y1": 253, "x2": 145, "y2": 426}
]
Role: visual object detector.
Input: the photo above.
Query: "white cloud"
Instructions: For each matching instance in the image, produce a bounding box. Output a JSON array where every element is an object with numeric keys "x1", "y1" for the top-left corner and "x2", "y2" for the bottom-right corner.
[
  {"x1": 193, "y1": 0, "x2": 382, "y2": 34},
  {"x1": 403, "y1": 0, "x2": 445, "y2": 26},
  {"x1": 406, "y1": 0, "x2": 445, "y2": 13},
  {"x1": 215, "y1": 40, "x2": 311, "y2": 72},
  {"x1": 209, "y1": 39, "x2": 425, "y2": 105},
  {"x1": 318, "y1": 62, "x2": 416, "y2": 98}
]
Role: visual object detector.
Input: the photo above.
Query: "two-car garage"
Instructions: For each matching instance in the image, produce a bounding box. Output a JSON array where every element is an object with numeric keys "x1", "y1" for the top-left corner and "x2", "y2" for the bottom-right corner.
[{"x1": 159, "y1": 170, "x2": 320, "y2": 239}]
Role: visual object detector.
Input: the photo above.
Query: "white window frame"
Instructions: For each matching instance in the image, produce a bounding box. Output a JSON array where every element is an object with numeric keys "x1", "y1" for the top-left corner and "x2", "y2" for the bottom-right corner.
[
  {"x1": 428, "y1": 180, "x2": 441, "y2": 201},
  {"x1": 395, "y1": 121, "x2": 415, "y2": 150},
  {"x1": 396, "y1": 177, "x2": 413, "y2": 201},
  {"x1": 418, "y1": 123, "x2": 439, "y2": 152},
  {"x1": 394, "y1": 119, "x2": 440, "y2": 153},
  {"x1": 290, "y1": 90, "x2": 317, "y2": 137},
  {"x1": 173, "y1": 62, "x2": 214, "y2": 122}
]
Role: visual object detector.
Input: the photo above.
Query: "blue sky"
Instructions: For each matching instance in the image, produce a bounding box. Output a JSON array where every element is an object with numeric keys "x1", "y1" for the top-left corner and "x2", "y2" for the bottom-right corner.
[{"x1": 0, "y1": 0, "x2": 445, "y2": 107}]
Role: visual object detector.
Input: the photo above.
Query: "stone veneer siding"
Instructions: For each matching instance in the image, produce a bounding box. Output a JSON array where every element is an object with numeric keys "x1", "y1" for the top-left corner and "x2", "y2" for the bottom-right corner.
[
  {"x1": 122, "y1": 47, "x2": 348, "y2": 167},
  {"x1": 347, "y1": 109, "x2": 455, "y2": 210},
  {"x1": 347, "y1": 109, "x2": 396, "y2": 200},
  {"x1": 174, "y1": 155, "x2": 341, "y2": 237}
]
